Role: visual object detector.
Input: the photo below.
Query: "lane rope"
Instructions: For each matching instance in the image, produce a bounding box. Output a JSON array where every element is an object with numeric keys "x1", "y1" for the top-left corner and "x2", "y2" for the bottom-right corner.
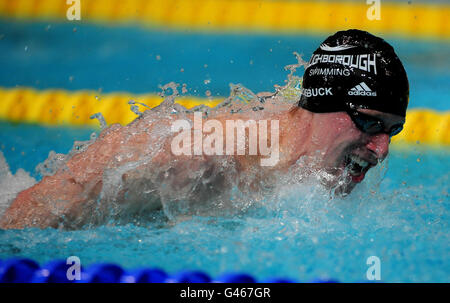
[
  {"x1": 0, "y1": 0, "x2": 448, "y2": 39},
  {"x1": 0, "y1": 86, "x2": 448, "y2": 145}
]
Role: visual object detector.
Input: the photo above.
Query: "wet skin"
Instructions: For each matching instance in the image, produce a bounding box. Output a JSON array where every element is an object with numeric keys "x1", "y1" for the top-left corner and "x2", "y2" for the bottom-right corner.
[
  {"x1": 0, "y1": 97, "x2": 404, "y2": 229},
  {"x1": 305, "y1": 108, "x2": 404, "y2": 193}
]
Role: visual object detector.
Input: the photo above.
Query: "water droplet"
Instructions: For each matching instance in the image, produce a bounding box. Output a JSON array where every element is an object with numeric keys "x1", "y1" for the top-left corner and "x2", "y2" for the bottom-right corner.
[
  {"x1": 90, "y1": 113, "x2": 107, "y2": 129},
  {"x1": 130, "y1": 105, "x2": 142, "y2": 116},
  {"x1": 182, "y1": 84, "x2": 188, "y2": 94}
]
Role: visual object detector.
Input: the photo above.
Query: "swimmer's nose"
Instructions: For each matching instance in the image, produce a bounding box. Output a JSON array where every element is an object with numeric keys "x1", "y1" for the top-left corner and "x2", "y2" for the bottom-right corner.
[{"x1": 366, "y1": 133, "x2": 390, "y2": 161}]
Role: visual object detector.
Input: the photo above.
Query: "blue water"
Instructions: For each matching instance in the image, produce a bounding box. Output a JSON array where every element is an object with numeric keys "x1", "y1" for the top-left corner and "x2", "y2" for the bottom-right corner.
[
  {"x1": 0, "y1": 123, "x2": 449, "y2": 282},
  {"x1": 0, "y1": 20, "x2": 449, "y2": 110}
]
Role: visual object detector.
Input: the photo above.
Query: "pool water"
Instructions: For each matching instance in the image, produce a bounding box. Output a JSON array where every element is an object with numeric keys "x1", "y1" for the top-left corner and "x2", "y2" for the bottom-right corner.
[
  {"x1": 0, "y1": 122, "x2": 448, "y2": 282},
  {"x1": 0, "y1": 20, "x2": 449, "y2": 111},
  {"x1": 0, "y1": 17, "x2": 449, "y2": 283}
]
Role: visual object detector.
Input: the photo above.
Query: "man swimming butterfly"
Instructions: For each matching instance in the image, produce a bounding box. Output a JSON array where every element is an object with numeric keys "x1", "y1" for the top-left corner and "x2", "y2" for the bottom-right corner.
[{"x1": 0, "y1": 29, "x2": 409, "y2": 229}]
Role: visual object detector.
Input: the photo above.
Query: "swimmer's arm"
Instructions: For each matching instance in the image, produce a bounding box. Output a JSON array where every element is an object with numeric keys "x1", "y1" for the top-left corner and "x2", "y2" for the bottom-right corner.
[
  {"x1": 0, "y1": 171, "x2": 102, "y2": 229},
  {"x1": 0, "y1": 124, "x2": 126, "y2": 229},
  {"x1": 0, "y1": 113, "x2": 247, "y2": 229},
  {"x1": 0, "y1": 117, "x2": 205, "y2": 229}
]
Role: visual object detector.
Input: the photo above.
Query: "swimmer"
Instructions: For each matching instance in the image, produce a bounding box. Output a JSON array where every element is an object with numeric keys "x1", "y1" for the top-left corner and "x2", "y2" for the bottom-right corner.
[{"x1": 0, "y1": 29, "x2": 409, "y2": 229}]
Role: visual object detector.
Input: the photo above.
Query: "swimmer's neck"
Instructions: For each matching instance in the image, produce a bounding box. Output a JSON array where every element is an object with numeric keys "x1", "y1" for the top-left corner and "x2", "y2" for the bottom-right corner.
[
  {"x1": 235, "y1": 106, "x2": 315, "y2": 170},
  {"x1": 279, "y1": 106, "x2": 316, "y2": 167}
]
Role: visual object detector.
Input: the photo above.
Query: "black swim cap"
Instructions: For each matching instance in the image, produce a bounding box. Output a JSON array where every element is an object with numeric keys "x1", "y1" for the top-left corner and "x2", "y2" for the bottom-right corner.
[{"x1": 298, "y1": 29, "x2": 409, "y2": 117}]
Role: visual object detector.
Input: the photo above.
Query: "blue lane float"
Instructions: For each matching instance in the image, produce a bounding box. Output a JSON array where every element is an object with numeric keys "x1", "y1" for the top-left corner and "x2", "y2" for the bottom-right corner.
[
  {"x1": 0, "y1": 258, "x2": 339, "y2": 283},
  {"x1": 120, "y1": 268, "x2": 169, "y2": 283},
  {"x1": 0, "y1": 258, "x2": 40, "y2": 283},
  {"x1": 31, "y1": 259, "x2": 80, "y2": 283},
  {"x1": 214, "y1": 273, "x2": 256, "y2": 283}
]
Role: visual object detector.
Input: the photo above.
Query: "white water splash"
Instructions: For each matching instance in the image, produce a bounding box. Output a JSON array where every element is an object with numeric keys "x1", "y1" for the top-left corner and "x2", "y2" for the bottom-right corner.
[
  {"x1": 0, "y1": 152, "x2": 36, "y2": 217},
  {"x1": 90, "y1": 112, "x2": 107, "y2": 129},
  {"x1": 6, "y1": 52, "x2": 395, "y2": 228}
]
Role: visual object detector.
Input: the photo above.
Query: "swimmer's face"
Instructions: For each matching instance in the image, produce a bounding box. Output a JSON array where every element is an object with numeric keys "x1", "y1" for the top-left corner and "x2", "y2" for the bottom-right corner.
[{"x1": 311, "y1": 109, "x2": 405, "y2": 194}]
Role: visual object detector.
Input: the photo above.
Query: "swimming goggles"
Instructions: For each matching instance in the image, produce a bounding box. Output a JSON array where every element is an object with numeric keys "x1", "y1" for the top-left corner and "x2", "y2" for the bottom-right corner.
[{"x1": 346, "y1": 109, "x2": 404, "y2": 137}]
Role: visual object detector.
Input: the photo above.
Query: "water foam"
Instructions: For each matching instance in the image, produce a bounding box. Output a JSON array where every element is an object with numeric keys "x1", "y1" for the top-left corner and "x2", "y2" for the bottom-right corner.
[{"x1": 0, "y1": 151, "x2": 36, "y2": 217}]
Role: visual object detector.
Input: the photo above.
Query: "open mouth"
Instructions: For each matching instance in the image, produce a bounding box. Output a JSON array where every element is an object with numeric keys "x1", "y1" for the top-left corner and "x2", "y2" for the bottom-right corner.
[{"x1": 343, "y1": 154, "x2": 373, "y2": 183}]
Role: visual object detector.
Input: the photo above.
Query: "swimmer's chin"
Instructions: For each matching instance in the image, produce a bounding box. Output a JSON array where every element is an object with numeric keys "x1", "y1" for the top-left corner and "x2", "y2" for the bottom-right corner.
[
  {"x1": 333, "y1": 180, "x2": 358, "y2": 197},
  {"x1": 321, "y1": 168, "x2": 361, "y2": 197}
]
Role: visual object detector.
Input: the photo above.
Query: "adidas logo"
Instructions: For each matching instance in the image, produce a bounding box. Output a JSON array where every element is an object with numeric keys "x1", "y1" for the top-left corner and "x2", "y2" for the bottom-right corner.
[{"x1": 348, "y1": 82, "x2": 377, "y2": 97}]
